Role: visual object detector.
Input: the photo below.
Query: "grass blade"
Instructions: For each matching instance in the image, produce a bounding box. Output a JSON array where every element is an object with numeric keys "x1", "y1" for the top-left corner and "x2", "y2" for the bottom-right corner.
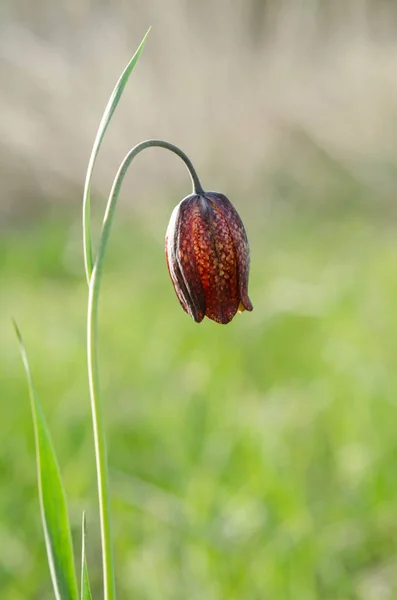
[
  {"x1": 80, "y1": 513, "x2": 92, "y2": 600},
  {"x1": 82, "y1": 27, "x2": 151, "y2": 283},
  {"x1": 13, "y1": 321, "x2": 78, "y2": 600}
]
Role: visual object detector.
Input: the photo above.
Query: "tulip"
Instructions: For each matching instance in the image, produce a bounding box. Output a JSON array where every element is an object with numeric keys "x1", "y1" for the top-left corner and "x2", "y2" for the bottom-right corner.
[{"x1": 165, "y1": 191, "x2": 253, "y2": 324}]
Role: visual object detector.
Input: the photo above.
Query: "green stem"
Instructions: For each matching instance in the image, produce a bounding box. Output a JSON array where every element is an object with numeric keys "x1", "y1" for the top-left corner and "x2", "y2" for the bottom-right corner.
[{"x1": 86, "y1": 139, "x2": 203, "y2": 600}]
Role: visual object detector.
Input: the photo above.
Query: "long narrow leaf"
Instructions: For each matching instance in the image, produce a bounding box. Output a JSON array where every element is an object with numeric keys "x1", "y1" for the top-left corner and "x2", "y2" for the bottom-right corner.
[
  {"x1": 82, "y1": 27, "x2": 151, "y2": 282},
  {"x1": 80, "y1": 513, "x2": 92, "y2": 600},
  {"x1": 14, "y1": 321, "x2": 78, "y2": 600}
]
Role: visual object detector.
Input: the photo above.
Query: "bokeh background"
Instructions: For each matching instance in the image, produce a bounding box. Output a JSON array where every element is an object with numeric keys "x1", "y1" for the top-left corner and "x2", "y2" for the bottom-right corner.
[{"x1": 2, "y1": 1, "x2": 397, "y2": 598}]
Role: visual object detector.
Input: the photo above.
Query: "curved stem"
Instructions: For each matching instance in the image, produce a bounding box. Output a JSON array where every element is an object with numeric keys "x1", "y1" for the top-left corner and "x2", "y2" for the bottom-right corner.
[
  {"x1": 85, "y1": 139, "x2": 203, "y2": 283},
  {"x1": 87, "y1": 139, "x2": 204, "y2": 600},
  {"x1": 101, "y1": 140, "x2": 204, "y2": 245}
]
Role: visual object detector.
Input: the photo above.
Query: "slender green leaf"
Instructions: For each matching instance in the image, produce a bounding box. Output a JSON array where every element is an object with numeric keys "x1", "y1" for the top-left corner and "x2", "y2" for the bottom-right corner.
[
  {"x1": 83, "y1": 27, "x2": 151, "y2": 283},
  {"x1": 13, "y1": 321, "x2": 78, "y2": 600},
  {"x1": 80, "y1": 513, "x2": 92, "y2": 600}
]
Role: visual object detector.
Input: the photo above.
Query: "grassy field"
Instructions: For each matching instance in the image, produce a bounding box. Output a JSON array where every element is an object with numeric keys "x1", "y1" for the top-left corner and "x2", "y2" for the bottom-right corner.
[{"x1": 2, "y1": 209, "x2": 397, "y2": 599}]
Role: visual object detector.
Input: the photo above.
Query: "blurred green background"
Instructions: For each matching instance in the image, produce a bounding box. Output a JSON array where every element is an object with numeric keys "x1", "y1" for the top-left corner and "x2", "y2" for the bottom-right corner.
[{"x1": 2, "y1": 1, "x2": 397, "y2": 599}]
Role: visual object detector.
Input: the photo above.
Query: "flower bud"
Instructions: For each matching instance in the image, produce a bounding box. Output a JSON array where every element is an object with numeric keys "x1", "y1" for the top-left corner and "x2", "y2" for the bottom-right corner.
[{"x1": 165, "y1": 191, "x2": 253, "y2": 324}]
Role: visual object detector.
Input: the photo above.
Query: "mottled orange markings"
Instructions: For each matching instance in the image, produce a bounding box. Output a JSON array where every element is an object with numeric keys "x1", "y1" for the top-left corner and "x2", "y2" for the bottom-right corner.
[{"x1": 165, "y1": 191, "x2": 253, "y2": 324}]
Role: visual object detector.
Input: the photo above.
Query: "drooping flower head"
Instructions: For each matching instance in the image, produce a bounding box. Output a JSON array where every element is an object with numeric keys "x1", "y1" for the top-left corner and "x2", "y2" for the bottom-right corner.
[{"x1": 165, "y1": 191, "x2": 253, "y2": 324}]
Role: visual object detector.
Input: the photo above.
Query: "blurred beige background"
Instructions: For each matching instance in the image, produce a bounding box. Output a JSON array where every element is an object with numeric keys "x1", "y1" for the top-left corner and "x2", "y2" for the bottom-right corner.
[{"x1": 2, "y1": 0, "x2": 397, "y2": 226}]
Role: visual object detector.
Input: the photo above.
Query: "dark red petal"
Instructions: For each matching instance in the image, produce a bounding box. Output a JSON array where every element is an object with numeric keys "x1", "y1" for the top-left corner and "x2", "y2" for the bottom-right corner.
[
  {"x1": 206, "y1": 192, "x2": 253, "y2": 312},
  {"x1": 165, "y1": 196, "x2": 206, "y2": 323},
  {"x1": 193, "y1": 196, "x2": 241, "y2": 324},
  {"x1": 165, "y1": 231, "x2": 192, "y2": 316}
]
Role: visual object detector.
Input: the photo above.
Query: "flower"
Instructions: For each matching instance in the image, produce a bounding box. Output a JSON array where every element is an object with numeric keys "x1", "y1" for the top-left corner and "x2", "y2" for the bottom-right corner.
[{"x1": 165, "y1": 191, "x2": 253, "y2": 324}]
